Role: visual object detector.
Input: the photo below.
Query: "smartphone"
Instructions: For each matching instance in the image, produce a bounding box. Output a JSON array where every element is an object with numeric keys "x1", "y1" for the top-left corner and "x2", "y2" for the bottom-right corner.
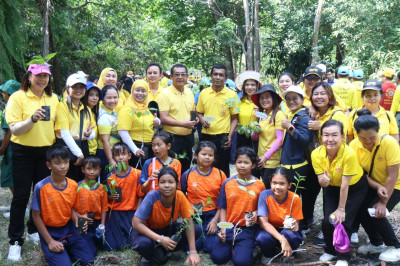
[
  {"x1": 190, "y1": 111, "x2": 197, "y2": 121},
  {"x1": 368, "y1": 208, "x2": 390, "y2": 217},
  {"x1": 41, "y1": 106, "x2": 50, "y2": 121}
]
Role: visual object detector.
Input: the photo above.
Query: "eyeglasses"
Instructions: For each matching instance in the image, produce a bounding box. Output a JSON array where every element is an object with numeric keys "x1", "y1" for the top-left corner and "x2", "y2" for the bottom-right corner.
[
  {"x1": 173, "y1": 73, "x2": 187, "y2": 77},
  {"x1": 305, "y1": 76, "x2": 320, "y2": 81},
  {"x1": 285, "y1": 97, "x2": 300, "y2": 102}
]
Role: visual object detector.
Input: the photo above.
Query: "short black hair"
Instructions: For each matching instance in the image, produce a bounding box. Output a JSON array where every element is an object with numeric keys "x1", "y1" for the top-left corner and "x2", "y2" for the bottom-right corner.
[
  {"x1": 210, "y1": 64, "x2": 228, "y2": 77},
  {"x1": 354, "y1": 108, "x2": 380, "y2": 133},
  {"x1": 234, "y1": 146, "x2": 257, "y2": 164},
  {"x1": 46, "y1": 144, "x2": 69, "y2": 162},
  {"x1": 397, "y1": 72, "x2": 400, "y2": 80},
  {"x1": 278, "y1": 72, "x2": 295, "y2": 83},
  {"x1": 146, "y1": 63, "x2": 162, "y2": 74},
  {"x1": 270, "y1": 167, "x2": 292, "y2": 184},
  {"x1": 102, "y1": 85, "x2": 118, "y2": 98},
  {"x1": 326, "y1": 69, "x2": 334, "y2": 74},
  {"x1": 321, "y1": 119, "x2": 344, "y2": 136},
  {"x1": 158, "y1": 167, "x2": 179, "y2": 184},
  {"x1": 170, "y1": 64, "x2": 188, "y2": 75},
  {"x1": 82, "y1": 156, "x2": 101, "y2": 168},
  {"x1": 111, "y1": 142, "x2": 131, "y2": 157}
]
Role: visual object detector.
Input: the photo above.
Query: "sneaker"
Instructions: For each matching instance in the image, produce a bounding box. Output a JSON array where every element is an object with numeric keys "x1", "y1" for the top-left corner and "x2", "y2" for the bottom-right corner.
[
  {"x1": 26, "y1": 232, "x2": 40, "y2": 245},
  {"x1": 357, "y1": 243, "x2": 386, "y2": 255},
  {"x1": 313, "y1": 231, "x2": 325, "y2": 246},
  {"x1": 379, "y1": 247, "x2": 400, "y2": 262},
  {"x1": 350, "y1": 232, "x2": 359, "y2": 244},
  {"x1": 7, "y1": 242, "x2": 22, "y2": 262},
  {"x1": 319, "y1": 253, "x2": 336, "y2": 262},
  {"x1": 3, "y1": 212, "x2": 10, "y2": 218},
  {"x1": 335, "y1": 260, "x2": 349, "y2": 266},
  {"x1": 365, "y1": 234, "x2": 370, "y2": 244},
  {"x1": 301, "y1": 228, "x2": 310, "y2": 237},
  {"x1": 261, "y1": 255, "x2": 272, "y2": 264}
]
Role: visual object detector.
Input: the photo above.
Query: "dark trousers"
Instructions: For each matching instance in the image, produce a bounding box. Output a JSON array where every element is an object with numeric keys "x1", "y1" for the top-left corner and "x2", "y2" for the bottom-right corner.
[
  {"x1": 260, "y1": 168, "x2": 277, "y2": 189},
  {"x1": 9, "y1": 143, "x2": 51, "y2": 245},
  {"x1": 322, "y1": 176, "x2": 368, "y2": 255},
  {"x1": 288, "y1": 164, "x2": 320, "y2": 230},
  {"x1": 201, "y1": 134, "x2": 231, "y2": 177},
  {"x1": 256, "y1": 229, "x2": 303, "y2": 257},
  {"x1": 236, "y1": 133, "x2": 258, "y2": 153},
  {"x1": 194, "y1": 209, "x2": 218, "y2": 253},
  {"x1": 96, "y1": 148, "x2": 109, "y2": 184},
  {"x1": 171, "y1": 134, "x2": 193, "y2": 174},
  {"x1": 359, "y1": 187, "x2": 400, "y2": 248}
]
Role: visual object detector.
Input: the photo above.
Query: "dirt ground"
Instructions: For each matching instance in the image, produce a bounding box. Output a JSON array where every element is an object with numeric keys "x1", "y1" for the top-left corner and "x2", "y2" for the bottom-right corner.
[{"x1": 0, "y1": 164, "x2": 399, "y2": 265}]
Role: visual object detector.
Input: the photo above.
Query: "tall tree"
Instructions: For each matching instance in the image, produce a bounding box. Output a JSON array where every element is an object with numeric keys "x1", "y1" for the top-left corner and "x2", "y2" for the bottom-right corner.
[{"x1": 311, "y1": 0, "x2": 324, "y2": 65}]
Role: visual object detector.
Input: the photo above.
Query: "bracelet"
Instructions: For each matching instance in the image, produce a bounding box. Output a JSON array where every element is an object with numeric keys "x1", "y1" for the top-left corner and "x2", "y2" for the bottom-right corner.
[
  {"x1": 211, "y1": 219, "x2": 218, "y2": 224},
  {"x1": 157, "y1": 235, "x2": 164, "y2": 244},
  {"x1": 189, "y1": 250, "x2": 197, "y2": 254},
  {"x1": 338, "y1": 208, "x2": 345, "y2": 212},
  {"x1": 31, "y1": 115, "x2": 37, "y2": 123}
]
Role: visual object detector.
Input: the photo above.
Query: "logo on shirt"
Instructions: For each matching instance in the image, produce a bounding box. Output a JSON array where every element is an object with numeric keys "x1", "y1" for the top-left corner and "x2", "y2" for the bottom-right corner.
[
  {"x1": 377, "y1": 155, "x2": 384, "y2": 161},
  {"x1": 192, "y1": 182, "x2": 198, "y2": 187},
  {"x1": 230, "y1": 192, "x2": 236, "y2": 198},
  {"x1": 47, "y1": 197, "x2": 53, "y2": 203},
  {"x1": 336, "y1": 167, "x2": 343, "y2": 174}
]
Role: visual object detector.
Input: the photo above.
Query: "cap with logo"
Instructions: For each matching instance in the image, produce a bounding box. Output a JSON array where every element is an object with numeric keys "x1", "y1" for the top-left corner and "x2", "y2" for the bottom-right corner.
[
  {"x1": 362, "y1": 79, "x2": 382, "y2": 91},
  {"x1": 304, "y1": 66, "x2": 322, "y2": 79}
]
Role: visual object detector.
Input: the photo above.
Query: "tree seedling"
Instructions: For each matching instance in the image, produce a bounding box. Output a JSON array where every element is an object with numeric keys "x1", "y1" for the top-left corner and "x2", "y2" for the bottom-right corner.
[
  {"x1": 107, "y1": 175, "x2": 122, "y2": 202},
  {"x1": 283, "y1": 172, "x2": 306, "y2": 229},
  {"x1": 236, "y1": 121, "x2": 262, "y2": 138},
  {"x1": 170, "y1": 218, "x2": 192, "y2": 244},
  {"x1": 26, "y1": 53, "x2": 57, "y2": 66}
]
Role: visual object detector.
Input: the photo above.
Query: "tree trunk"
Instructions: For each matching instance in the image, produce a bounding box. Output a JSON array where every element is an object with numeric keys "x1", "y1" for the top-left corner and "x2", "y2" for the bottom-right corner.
[
  {"x1": 254, "y1": 0, "x2": 261, "y2": 72},
  {"x1": 335, "y1": 36, "x2": 345, "y2": 67},
  {"x1": 311, "y1": 0, "x2": 324, "y2": 65},
  {"x1": 48, "y1": 23, "x2": 62, "y2": 95},
  {"x1": 243, "y1": 0, "x2": 254, "y2": 70},
  {"x1": 42, "y1": 0, "x2": 50, "y2": 56}
]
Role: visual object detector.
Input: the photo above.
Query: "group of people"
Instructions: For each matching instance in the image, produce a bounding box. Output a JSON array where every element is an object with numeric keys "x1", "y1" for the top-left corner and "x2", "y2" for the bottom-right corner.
[{"x1": 0, "y1": 59, "x2": 400, "y2": 266}]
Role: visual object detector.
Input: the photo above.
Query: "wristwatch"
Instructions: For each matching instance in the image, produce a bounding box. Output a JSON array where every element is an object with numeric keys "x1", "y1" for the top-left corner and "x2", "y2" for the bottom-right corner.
[{"x1": 288, "y1": 125, "x2": 295, "y2": 132}]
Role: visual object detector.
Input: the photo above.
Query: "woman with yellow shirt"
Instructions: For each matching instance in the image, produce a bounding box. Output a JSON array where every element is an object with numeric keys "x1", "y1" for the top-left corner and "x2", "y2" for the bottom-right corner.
[
  {"x1": 117, "y1": 80, "x2": 161, "y2": 169},
  {"x1": 277, "y1": 73, "x2": 295, "y2": 114},
  {"x1": 5, "y1": 64, "x2": 59, "y2": 261},
  {"x1": 84, "y1": 81, "x2": 102, "y2": 155},
  {"x1": 251, "y1": 84, "x2": 285, "y2": 187},
  {"x1": 97, "y1": 68, "x2": 126, "y2": 112},
  {"x1": 308, "y1": 82, "x2": 348, "y2": 139},
  {"x1": 96, "y1": 85, "x2": 120, "y2": 183},
  {"x1": 348, "y1": 79, "x2": 398, "y2": 142},
  {"x1": 234, "y1": 70, "x2": 261, "y2": 150},
  {"x1": 312, "y1": 120, "x2": 367, "y2": 264},
  {"x1": 55, "y1": 72, "x2": 96, "y2": 182},
  {"x1": 350, "y1": 110, "x2": 400, "y2": 263}
]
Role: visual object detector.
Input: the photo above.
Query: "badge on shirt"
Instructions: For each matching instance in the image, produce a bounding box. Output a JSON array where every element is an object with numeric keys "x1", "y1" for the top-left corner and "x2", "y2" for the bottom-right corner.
[{"x1": 255, "y1": 111, "x2": 268, "y2": 119}]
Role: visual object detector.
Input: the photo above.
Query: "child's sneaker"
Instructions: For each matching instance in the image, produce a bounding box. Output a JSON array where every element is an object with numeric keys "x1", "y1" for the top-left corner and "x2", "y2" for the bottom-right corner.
[
  {"x1": 313, "y1": 231, "x2": 325, "y2": 246},
  {"x1": 3, "y1": 212, "x2": 10, "y2": 218},
  {"x1": 319, "y1": 253, "x2": 336, "y2": 262},
  {"x1": 335, "y1": 260, "x2": 348, "y2": 266},
  {"x1": 379, "y1": 247, "x2": 400, "y2": 262},
  {"x1": 7, "y1": 242, "x2": 22, "y2": 262},
  {"x1": 350, "y1": 232, "x2": 359, "y2": 244},
  {"x1": 357, "y1": 243, "x2": 386, "y2": 255},
  {"x1": 26, "y1": 232, "x2": 40, "y2": 245}
]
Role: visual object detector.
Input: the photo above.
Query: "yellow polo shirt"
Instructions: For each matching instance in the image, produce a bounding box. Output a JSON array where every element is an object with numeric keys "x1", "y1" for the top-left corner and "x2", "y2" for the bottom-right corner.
[
  {"x1": 55, "y1": 101, "x2": 96, "y2": 141},
  {"x1": 311, "y1": 143, "x2": 363, "y2": 187},
  {"x1": 349, "y1": 134, "x2": 400, "y2": 189},
  {"x1": 348, "y1": 107, "x2": 399, "y2": 138},
  {"x1": 332, "y1": 78, "x2": 356, "y2": 109},
  {"x1": 158, "y1": 85, "x2": 194, "y2": 136},
  {"x1": 317, "y1": 106, "x2": 348, "y2": 138},
  {"x1": 117, "y1": 105, "x2": 155, "y2": 143},
  {"x1": 114, "y1": 91, "x2": 126, "y2": 113},
  {"x1": 88, "y1": 127, "x2": 98, "y2": 155},
  {"x1": 351, "y1": 81, "x2": 364, "y2": 110},
  {"x1": 6, "y1": 89, "x2": 59, "y2": 147},
  {"x1": 258, "y1": 110, "x2": 285, "y2": 168},
  {"x1": 390, "y1": 86, "x2": 400, "y2": 115},
  {"x1": 197, "y1": 86, "x2": 239, "y2": 135},
  {"x1": 238, "y1": 99, "x2": 256, "y2": 127},
  {"x1": 97, "y1": 105, "x2": 119, "y2": 149},
  {"x1": 147, "y1": 86, "x2": 165, "y2": 102},
  {"x1": 303, "y1": 88, "x2": 347, "y2": 111},
  {"x1": 160, "y1": 77, "x2": 170, "y2": 89}
]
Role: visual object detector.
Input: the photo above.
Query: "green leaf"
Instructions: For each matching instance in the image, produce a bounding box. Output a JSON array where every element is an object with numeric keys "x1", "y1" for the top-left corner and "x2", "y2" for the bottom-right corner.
[
  {"x1": 248, "y1": 191, "x2": 256, "y2": 196},
  {"x1": 122, "y1": 162, "x2": 127, "y2": 171},
  {"x1": 117, "y1": 163, "x2": 122, "y2": 172},
  {"x1": 77, "y1": 186, "x2": 83, "y2": 192},
  {"x1": 238, "y1": 185, "x2": 247, "y2": 191},
  {"x1": 136, "y1": 112, "x2": 142, "y2": 118},
  {"x1": 44, "y1": 52, "x2": 57, "y2": 60}
]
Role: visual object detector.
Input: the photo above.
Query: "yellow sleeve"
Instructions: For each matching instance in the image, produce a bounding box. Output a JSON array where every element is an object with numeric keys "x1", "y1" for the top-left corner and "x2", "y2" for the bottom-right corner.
[
  {"x1": 342, "y1": 148, "x2": 361, "y2": 176},
  {"x1": 54, "y1": 102, "x2": 70, "y2": 131},
  {"x1": 311, "y1": 148, "x2": 324, "y2": 175},
  {"x1": 334, "y1": 92, "x2": 347, "y2": 110},
  {"x1": 384, "y1": 137, "x2": 400, "y2": 166},
  {"x1": 5, "y1": 93, "x2": 23, "y2": 125},
  {"x1": 387, "y1": 111, "x2": 399, "y2": 134},
  {"x1": 347, "y1": 110, "x2": 356, "y2": 136},
  {"x1": 390, "y1": 87, "x2": 400, "y2": 115},
  {"x1": 117, "y1": 107, "x2": 134, "y2": 131},
  {"x1": 274, "y1": 111, "x2": 285, "y2": 130},
  {"x1": 332, "y1": 111, "x2": 349, "y2": 137}
]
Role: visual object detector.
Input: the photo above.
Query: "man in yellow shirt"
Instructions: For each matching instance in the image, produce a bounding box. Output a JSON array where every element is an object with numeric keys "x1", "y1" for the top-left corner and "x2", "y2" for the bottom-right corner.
[
  {"x1": 332, "y1": 66, "x2": 356, "y2": 110},
  {"x1": 351, "y1": 69, "x2": 364, "y2": 110},
  {"x1": 158, "y1": 64, "x2": 197, "y2": 173},
  {"x1": 390, "y1": 72, "x2": 400, "y2": 140},
  {"x1": 197, "y1": 64, "x2": 239, "y2": 176},
  {"x1": 145, "y1": 63, "x2": 165, "y2": 102}
]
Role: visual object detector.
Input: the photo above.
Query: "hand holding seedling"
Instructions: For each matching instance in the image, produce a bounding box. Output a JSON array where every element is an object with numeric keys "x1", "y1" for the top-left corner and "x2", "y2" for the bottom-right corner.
[
  {"x1": 181, "y1": 119, "x2": 197, "y2": 129},
  {"x1": 248, "y1": 211, "x2": 257, "y2": 224},
  {"x1": 160, "y1": 236, "x2": 177, "y2": 251},
  {"x1": 80, "y1": 213, "x2": 94, "y2": 225},
  {"x1": 290, "y1": 220, "x2": 299, "y2": 232},
  {"x1": 217, "y1": 229, "x2": 226, "y2": 243},
  {"x1": 110, "y1": 193, "x2": 120, "y2": 201}
]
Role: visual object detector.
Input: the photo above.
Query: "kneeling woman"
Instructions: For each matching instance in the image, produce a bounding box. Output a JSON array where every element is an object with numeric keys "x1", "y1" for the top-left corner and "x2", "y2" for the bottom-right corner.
[
  {"x1": 211, "y1": 147, "x2": 265, "y2": 265},
  {"x1": 131, "y1": 167, "x2": 201, "y2": 265},
  {"x1": 256, "y1": 167, "x2": 303, "y2": 263},
  {"x1": 312, "y1": 120, "x2": 368, "y2": 263}
]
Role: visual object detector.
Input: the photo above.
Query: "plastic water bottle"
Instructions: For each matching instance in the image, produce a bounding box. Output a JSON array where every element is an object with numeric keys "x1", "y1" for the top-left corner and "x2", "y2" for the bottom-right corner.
[
  {"x1": 329, "y1": 214, "x2": 338, "y2": 225},
  {"x1": 96, "y1": 224, "x2": 105, "y2": 238}
]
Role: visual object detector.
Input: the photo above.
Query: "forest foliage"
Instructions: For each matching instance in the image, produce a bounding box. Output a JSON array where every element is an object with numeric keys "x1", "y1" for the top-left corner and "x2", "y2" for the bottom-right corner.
[{"x1": 2, "y1": 0, "x2": 400, "y2": 93}]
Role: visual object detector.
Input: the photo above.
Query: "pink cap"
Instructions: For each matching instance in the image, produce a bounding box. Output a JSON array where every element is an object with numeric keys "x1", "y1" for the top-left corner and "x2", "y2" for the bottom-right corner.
[{"x1": 27, "y1": 64, "x2": 52, "y2": 76}]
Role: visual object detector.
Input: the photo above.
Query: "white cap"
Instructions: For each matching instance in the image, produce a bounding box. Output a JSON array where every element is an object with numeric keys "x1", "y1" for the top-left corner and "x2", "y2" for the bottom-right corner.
[
  {"x1": 66, "y1": 72, "x2": 87, "y2": 87},
  {"x1": 281, "y1": 85, "x2": 304, "y2": 99},
  {"x1": 316, "y1": 64, "x2": 326, "y2": 73},
  {"x1": 234, "y1": 70, "x2": 261, "y2": 91}
]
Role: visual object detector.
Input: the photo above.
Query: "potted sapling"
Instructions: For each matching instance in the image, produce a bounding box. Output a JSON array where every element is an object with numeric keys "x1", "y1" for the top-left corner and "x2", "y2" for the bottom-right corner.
[
  {"x1": 283, "y1": 172, "x2": 306, "y2": 229},
  {"x1": 237, "y1": 178, "x2": 258, "y2": 227},
  {"x1": 170, "y1": 218, "x2": 192, "y2": 244},
  {"x1": 76, "y1": 180, "x2": 107, "y2": 233},
  {"x1": 106, "y1": 161, "x2": 127, "y2": 203}
]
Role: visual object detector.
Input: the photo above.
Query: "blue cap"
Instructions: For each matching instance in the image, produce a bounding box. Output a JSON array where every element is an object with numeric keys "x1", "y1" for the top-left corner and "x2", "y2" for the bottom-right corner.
[
  {"x1": 225, "y1": 79, "x2": 236, "y2": 89},
  {"x1": 337, "y1": 66, "x2": 350, "y2": 76},
  {"x1": 349, "y1": 71, "x2": 354, "y2": 78},
  {"x1": 353, "y1": 69, "x2": 364, "y2": 79},
  {"x1": 86, "y1": 81, "x2": 103, "y2": 100}
]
